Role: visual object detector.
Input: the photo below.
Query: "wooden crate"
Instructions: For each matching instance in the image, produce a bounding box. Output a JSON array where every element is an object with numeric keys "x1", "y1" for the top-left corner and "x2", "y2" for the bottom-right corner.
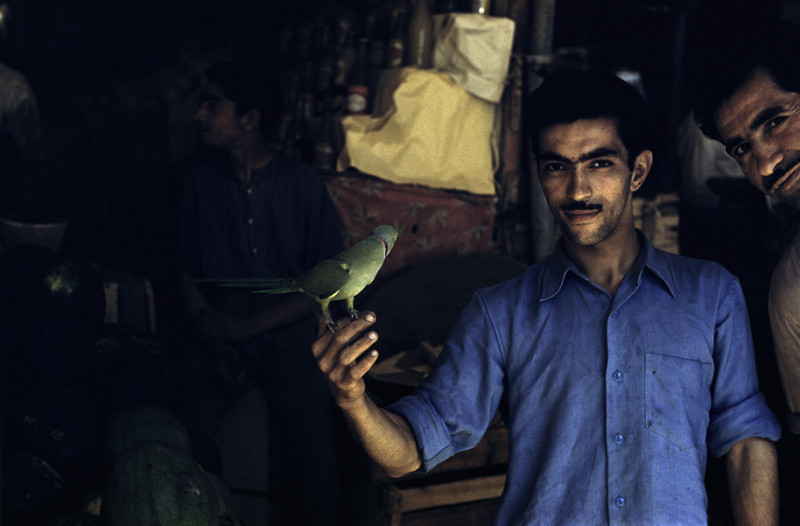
[
  {"x1": 381, "y1": 474, "x2": 505, "y2": 526},
  {"x1": 372, "y1": 418, "x2": 508, "y2": 526},
  {"x1": 388, "y1": 497, "x2": 500, "y2": 526}
]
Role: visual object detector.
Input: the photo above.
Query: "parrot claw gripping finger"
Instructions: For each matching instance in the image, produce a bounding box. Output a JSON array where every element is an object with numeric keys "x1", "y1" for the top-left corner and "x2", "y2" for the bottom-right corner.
[
  {"x1": 348, "y1": 309, "x2": 360, "y2": 320},
  {"x1": 326, "y1": 317, "x2": 337, "y2": 334}
]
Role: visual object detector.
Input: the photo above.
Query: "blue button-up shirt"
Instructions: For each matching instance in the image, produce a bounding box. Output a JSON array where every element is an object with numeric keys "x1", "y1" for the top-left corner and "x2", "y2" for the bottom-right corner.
[{"x1": 388, "y1": 235, "x2": 780, "y2": 525}]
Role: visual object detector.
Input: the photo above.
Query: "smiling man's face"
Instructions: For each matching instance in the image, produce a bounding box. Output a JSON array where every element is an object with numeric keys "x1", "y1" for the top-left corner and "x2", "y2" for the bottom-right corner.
[
  {"x1": 537, "y1": 117, "x2": 650, "y2": 248},
  {"x1": 715, "y1": 68, "x2": 800, "y2": 209}
]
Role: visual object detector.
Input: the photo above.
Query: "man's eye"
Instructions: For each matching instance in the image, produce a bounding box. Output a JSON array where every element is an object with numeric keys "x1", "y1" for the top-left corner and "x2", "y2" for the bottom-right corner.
[
  {"x1": 731, "y1": 143, "x2": 750, "y2": 158},
  {"x1": 542, "y1": 163, "x2": 565, "y2": 172},
  {"x1": 589, "y1": 159, "x2": 613, "y2": 168},
  {"x1": 766, "y1": 116, "x2": 787, "y2": 131}
]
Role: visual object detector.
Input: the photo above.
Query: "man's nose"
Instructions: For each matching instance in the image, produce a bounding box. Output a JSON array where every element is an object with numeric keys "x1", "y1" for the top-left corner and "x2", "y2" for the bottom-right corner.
[
  {"x1": 752, "y1": 140, "x2": 784, "y2": 177},
  {"x1": 566, "y1": 170, "x2": 591, "y2": 200}
]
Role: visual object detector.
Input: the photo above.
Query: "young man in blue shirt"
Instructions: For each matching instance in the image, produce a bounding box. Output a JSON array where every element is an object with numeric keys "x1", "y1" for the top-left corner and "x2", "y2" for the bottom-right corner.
[
  {"x1": 178, "y1": 60, "x2": 347, "y2": 525},
  {"x1": 312, "y1": 70, "x2": 780, "y2": 525}
]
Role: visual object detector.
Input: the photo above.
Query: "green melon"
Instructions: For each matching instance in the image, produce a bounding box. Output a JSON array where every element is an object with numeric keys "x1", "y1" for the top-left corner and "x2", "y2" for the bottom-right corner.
[
  {"x1": 102, "y1": 442, "x2": 219, "y2": 526},
  {"x1": 205, "y1": 471, "x2": 234, "y2": 517},
  {"x1": 103, "y1": 404, "x2": 191, "y2": 464}
]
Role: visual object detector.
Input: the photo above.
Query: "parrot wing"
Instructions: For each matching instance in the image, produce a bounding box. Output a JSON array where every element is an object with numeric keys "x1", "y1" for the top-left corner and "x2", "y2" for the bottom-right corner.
[
  {"x1": 331, "y1": 230, "x2": 396, "y2": 315},
  {"x1": 291, "y1": 258, "x2": 352, "y2": 300}
]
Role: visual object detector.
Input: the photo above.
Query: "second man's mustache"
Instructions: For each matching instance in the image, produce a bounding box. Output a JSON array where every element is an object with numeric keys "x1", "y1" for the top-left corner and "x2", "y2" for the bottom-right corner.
[
  {"x1": 765, "y1": 155, "x2": 800, "y2": 191},
  {"x1": 561, "y1": 201, "x2": 602, "y2": 212}
]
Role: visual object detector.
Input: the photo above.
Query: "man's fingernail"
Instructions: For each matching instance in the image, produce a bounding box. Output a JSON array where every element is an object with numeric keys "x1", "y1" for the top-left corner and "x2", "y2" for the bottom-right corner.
[
  {"x1": 368, "y1": 331, "x2": 377, "y2": 340},
  {"x1": 365, "y1": 313, "x2": 375, "y2": 323}
]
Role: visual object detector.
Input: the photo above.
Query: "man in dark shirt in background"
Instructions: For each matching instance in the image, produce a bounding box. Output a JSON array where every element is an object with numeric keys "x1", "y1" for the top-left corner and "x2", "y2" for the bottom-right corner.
[{"x1": 177, "y1": 59, "x2": 347, "y2": 525}]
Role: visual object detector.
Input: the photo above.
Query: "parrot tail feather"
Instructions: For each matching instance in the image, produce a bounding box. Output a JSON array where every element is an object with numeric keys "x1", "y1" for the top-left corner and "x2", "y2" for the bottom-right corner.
[
  {"x1": 252, "y1": 286, "x2": 299, "y2": 294},
  {"x1": 198, "y1": 277, "x2": 297, "y2": 292}
]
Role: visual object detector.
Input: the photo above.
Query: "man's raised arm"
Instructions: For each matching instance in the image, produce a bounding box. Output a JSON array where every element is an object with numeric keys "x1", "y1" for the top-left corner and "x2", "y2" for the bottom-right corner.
[{"x1": 312, "y1": 312, "x2": 422, "y2": 477}]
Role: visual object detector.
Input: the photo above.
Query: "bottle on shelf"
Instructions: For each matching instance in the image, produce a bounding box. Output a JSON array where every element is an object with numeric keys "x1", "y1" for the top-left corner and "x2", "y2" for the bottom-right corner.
[
  {"x1": 331, "y1": 27, "x2": 356, "y2": 116},
  {"x1": 314, "y1": 13, "x2": 336, "y2": 122},
  {"x1": 386, "y1": 5, "x2": 407, "y2": 68},
  {"x1": 406, "y1": 0, "x2": 433, "y2": 69},
  {"x1": 285, "y1": 92, "x2": 314, "y2": 164},
  {"x1": 346, "y1": 38, "x2": 371, "y2": 115},
  {"x1": 434, "y1": 0, "x2": 458, "y2": 13},
  {"x1": 367, "y1": 3, "x2": 388, "y2": 71},
  {"x1": 470, "y1": 0, "x2": 491, "y2": 14},
  {"x1": 314, "y1": 96, "x2": 343, "y2": 173}
]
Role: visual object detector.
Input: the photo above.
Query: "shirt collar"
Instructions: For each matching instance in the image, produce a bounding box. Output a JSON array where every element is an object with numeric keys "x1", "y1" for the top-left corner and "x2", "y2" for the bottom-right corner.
[
  {"x1": 222, "y1": 152, "x2": 278, "y2": 185},
  {"x1": 538, "y1": 230, "x2": 677, "y2": 301}
]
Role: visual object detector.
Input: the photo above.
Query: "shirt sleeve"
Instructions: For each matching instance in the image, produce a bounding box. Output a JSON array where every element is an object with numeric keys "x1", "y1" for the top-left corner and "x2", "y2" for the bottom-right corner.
[
  {"x1": 387, "y1": 291, "x2": 506, "y2": 471},
  {"x1": 768, "y1": 237, "x2": 800, "y2": 433},
  {"x1": 707, "y1": 276, "x2": 781, "y2": 457}
]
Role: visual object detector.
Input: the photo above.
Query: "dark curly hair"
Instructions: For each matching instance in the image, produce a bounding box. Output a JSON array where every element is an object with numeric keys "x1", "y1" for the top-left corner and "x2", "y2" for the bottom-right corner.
[
  {"x1": 204, "y1": 59, "x2": 285, "y2": 138},
  {"x1": 527, "y1": 69, "x2": 652, "y2": 169},
  {"x1": 689, "y1": 17, "x2": 800, "y2": 143}
]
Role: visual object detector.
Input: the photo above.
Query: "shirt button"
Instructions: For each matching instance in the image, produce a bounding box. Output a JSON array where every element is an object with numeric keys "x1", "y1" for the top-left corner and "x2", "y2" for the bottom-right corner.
[
  {"x1": 612, "y1": 371, "x2": 623, "y2": 382},
  {"x1": 615, "y1": 496, "x2": 626, "y2": 508},
  {"x1": 610, "y1": 311, "x2": 619, "y2": 318},
  {"x1": 614, "y1": 433, "x2": 624, "y2": 445},
  {"x1": 247, "y1": 188, "x2": 253, "y2": 195},
  {"x1": 252, "y1": 247, "x2": 258, "y2": 254},
  {"x1": 248, "y1": 218, "x2": 254, "y2": 225}
]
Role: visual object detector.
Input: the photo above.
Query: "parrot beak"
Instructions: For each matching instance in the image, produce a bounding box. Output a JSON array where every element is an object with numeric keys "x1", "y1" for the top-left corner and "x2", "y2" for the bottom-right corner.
[
  {"x1": 377, "y1": 238, "x2": 388, "y2": 254},
  {"x1": 371, "y1": 225, "x2": 398, "y2": 256}
]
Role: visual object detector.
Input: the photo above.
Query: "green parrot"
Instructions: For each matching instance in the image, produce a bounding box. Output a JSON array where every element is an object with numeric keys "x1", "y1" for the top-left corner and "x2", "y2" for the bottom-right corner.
[{"x1": 202, "y1": 224, "x2": 398, "y2": 330}]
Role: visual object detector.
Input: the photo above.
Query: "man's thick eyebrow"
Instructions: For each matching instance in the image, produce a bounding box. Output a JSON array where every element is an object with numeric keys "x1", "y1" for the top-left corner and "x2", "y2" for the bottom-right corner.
[
  {"x1": 751, "y1": 105, "x2": 784, "y2": 131},
  {"x1": 538, "y1": 147, "x2": 623, "y2": 164},
  {"x1": 724, "y1": 105, "x2": 784, "y2": 152}
]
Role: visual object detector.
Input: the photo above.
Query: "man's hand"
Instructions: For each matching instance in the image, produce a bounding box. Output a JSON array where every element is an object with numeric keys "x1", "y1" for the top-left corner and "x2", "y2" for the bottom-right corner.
[
  {"x1": 209, "y1": 338, "x2": 252, "y2": 395},
  {"x1": 310, "y1": 311, "x2": 423, "y2": 477},
  {"x1": 311, "y1": 311, "x2": 380, "y2": 410}
]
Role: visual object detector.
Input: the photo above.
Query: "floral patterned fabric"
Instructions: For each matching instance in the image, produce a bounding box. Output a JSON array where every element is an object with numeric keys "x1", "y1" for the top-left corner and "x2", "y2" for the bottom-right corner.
[{"x1": 324, "y1": 171, "x2": 497, "y2": 277}]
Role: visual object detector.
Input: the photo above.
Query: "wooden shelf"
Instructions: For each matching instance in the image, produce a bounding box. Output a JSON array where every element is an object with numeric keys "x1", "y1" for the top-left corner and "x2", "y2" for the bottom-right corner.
[{"x1": 371, "y1": 416, "x2": 508, "y2": 526}]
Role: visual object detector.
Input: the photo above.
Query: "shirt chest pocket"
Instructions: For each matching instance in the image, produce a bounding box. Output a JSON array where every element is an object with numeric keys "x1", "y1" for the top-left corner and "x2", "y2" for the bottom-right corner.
[{"x1": 644, "y1": 352, "x2": 713, "y2": 450}]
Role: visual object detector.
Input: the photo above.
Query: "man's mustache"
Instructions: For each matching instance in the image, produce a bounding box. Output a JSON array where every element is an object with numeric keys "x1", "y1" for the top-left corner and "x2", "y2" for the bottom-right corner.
[
  {"x1": 765, "y1": 155, "x2": 800, "y2": 191},
  {"x1": 561, "y1": 201, "x2": 602, "y2": 212}
]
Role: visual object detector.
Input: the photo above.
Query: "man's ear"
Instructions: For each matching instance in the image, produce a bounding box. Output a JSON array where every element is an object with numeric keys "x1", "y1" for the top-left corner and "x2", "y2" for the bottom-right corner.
[
  {"x1": 241, "y1": 109, "x2": 261, "y2": 132},
  {"x1": 630, "y1": 149, "x2": 653, "y2": 192}
]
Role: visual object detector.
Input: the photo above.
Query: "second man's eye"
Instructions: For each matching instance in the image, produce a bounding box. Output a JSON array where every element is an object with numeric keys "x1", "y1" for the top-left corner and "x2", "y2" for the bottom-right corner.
[
  {"x1": 765, "y1": 116, "x2": 787, "y2": 132},
  {"x1": 589, "y1": 159, "x2": 613, "y2": 168},
  {"x1": 541, "y1": 163, "x2": 566, "y2": 172},
  {"x1": 731, "y1": 142, "x2": 750, "y2": 158}
]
